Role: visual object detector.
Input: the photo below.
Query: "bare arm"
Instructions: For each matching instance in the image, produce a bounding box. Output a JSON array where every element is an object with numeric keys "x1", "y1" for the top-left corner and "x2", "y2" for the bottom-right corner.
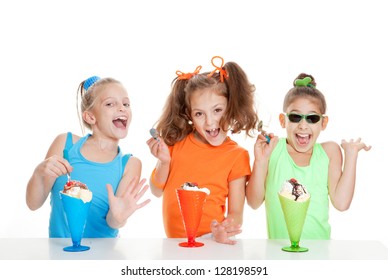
[
  {"x1": 246, "y1": 134, "x2": 279, "y2": 209},
  {"x1": 146, "y1": 137, "x2": 171, "y2": 197},
  {"x1": 324, "y1": 139, "x2": 371, "y2": 211},
  {"x1": 226, "y1": 176, "x2": 247, "y2": 225},
  {"x1": 211, "y1": 176, "x2": 246, "y2": 245},
  {"x1": 26, "y1": 133, "x2": 73, "y2": 210}
]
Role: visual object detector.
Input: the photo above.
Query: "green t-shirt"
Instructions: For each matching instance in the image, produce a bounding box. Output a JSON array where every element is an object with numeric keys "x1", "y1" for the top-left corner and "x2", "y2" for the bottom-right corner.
[{"x1": 265, "y1": 138, "x2": 331, "y2": 239}]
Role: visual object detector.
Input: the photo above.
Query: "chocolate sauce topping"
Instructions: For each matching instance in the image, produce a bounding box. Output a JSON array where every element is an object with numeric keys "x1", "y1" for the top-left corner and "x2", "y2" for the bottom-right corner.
[
  {"x1": 63, "y1": 180, "x2": 88, "y2": 192},
  {"x1": 289, "y1": 178, "x2": 307, "y2": 201}
]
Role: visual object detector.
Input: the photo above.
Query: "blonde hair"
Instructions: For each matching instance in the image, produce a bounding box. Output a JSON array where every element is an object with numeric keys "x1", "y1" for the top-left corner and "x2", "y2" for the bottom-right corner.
[{"x1": 76, "y1": 77, "x2": 121, "y2": 134}]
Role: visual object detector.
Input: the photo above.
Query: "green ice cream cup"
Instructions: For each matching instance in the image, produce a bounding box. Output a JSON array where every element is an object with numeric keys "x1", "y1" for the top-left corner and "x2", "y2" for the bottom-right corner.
[{"x1": 278, "y1": 193, "x2": 310, "y2": 252}]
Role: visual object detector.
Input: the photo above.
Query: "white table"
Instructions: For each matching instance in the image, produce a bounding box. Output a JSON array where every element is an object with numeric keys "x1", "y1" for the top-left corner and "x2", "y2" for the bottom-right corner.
[{"x1": 1, "y1": 238, "x2": 388, "y2": 260}]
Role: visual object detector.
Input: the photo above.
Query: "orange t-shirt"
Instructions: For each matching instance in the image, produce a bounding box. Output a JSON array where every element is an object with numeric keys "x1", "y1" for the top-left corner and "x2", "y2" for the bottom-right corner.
[{"x1": 156, "y1": 133, "x2": 251, "y2": 238}]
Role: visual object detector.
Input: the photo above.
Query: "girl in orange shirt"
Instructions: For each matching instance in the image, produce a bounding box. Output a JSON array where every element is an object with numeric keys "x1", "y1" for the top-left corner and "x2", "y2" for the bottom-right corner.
[{"x1": 147, "y1": 56, "x2": 259, "y2": 244}]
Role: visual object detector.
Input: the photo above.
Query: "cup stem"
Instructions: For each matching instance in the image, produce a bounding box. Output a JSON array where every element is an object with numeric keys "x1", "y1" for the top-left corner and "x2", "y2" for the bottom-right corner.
[
  {"x1": 291, "y1": 241, "x2": 300, "y2": 248},
  {"x1": 187, "y1": 236, "x2": 196, "y2": 246}
]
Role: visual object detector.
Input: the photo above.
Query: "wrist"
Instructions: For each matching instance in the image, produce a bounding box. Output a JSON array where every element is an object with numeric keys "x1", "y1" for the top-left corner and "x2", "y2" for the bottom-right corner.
[
  {"x1": 253, "y1": 158, "x2": 269, "y2": 169},
  {"x1": 158, "y1": 159, "x2": 171, "y2": 167},
  {"x1": 200, "y1": 233, "x2": 213, "y2": 239}
]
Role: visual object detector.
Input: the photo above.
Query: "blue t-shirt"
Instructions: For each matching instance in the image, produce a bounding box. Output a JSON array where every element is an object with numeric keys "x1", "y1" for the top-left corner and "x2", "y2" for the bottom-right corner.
[{"x1": 49, "y1": 133, "x2": 131, "y2": 238}]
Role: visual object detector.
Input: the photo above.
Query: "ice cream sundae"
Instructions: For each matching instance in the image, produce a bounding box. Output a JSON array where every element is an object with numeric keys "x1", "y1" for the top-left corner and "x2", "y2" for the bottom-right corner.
[
  {"x1": 61, "y1": 180, "x2": 92, "y2": 203},
  {"x1": 60, "y1": 179, "x2": 93, "y2": 252},
  {"x1": 176, "y1": 182, "x2": 210, "y2": 247},
  {"x1": 278, "y1": 178, "x2": 310, "y2": 252},
  {"x1": 279, "y1": 178, "x2": 310, "y2": 202},
  {"x1": 180, "y1": 182, "x2": 210, "y2": 195}
]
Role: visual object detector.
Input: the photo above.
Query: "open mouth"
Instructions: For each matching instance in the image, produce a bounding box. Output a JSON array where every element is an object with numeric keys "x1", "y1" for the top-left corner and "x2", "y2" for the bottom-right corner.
[
  {"x1": 206, "y1": 128, "x2": 220, "y2": 138},
  {"x1": 296, "y1": 133, "x2": 311, "y2": 145},
  {"x1": 113, "y1": 116, "x2": 128, "y2": 129}
]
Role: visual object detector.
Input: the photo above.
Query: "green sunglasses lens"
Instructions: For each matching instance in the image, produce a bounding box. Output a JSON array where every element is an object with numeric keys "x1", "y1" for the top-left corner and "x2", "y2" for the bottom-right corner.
[
  {"x1": 287, "y1": 114, "x2": 302, "y2": 123},
  {"x1": 287, "y1": 113, "x2": 322, "y2": 124},
  {"x1": 306, "y1": 114, "x2": 321, "y2": 123}
]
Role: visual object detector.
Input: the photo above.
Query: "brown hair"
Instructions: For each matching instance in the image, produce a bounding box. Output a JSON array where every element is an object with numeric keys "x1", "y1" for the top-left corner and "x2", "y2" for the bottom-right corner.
[
  {"x1": 156, "y1": 61, "x2": 259, "y2": 146},
  {"x1": 283, "y1": 73, "x2": 327, "y2": 114}
]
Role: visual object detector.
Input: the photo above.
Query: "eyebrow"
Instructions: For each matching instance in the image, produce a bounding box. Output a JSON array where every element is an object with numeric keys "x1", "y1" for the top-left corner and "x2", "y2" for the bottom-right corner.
[
  {"x1": 288, "y1": 109, "x2": 320, "y2": 114},
  {"x1": 191, "y1": 103, "x2": 226, "y2": 111}
]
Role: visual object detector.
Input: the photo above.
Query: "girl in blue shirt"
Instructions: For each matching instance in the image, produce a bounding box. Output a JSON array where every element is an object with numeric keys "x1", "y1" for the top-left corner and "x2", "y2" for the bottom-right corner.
[{"x1": 26, "y1": 76, "x2": 150, "y2": 237}]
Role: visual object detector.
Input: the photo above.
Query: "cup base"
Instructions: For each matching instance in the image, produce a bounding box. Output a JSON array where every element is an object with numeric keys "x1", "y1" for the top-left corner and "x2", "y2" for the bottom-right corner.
[
  {"x1": 281, "y1": 245, "x2": 308, "y2": 252},
  {"x1": 63, "y1": 245, "x2": 90, "y2": 252},
  {"x1": 179, "y1": 241, "x2": 204, "y2": 248}
]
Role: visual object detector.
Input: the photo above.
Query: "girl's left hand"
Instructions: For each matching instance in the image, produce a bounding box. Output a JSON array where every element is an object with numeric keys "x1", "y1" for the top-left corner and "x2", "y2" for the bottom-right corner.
[
  {"x1": 106, "y1": 177, "x2": 151, "y2": 226},
  {"x1": 341, "y1": 138, "x2": 372, "y2": 155},
  {"x1": 210, "y1": 218, "x2": 242, "y2": 245}
]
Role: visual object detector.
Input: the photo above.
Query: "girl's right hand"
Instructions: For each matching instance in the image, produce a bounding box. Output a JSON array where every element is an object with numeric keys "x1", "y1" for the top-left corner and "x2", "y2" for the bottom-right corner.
[
  {"x1": 146, "y1": 137, "x2": 171, "y2": 164},
  {"x1": 253, "y1": 133, "x2": 279, "y2": 160},
  {"x1": 35, "y1": 155, "x2": 72, "y2": 179}
]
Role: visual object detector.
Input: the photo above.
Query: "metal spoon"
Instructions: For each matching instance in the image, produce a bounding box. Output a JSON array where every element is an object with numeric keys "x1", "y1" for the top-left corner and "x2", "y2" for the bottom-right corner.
[
  {"x1": 150, "y1": 128, "x2": 160, "y2": 141},
  {"x1": 257, "y1": 120, "x2": 270, "y2": 144},
  {"x1": 63, "y1": 149, "x2": 72, "y2": 182},
  {"x1": 66, "y1": 172, "x2": 71, "y2": 183}
]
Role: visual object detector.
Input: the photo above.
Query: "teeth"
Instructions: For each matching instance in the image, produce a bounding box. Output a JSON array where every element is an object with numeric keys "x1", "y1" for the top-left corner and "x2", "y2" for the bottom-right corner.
[
  {"x1": 115, "y1": 116, "x2": 127, "y2": 121},
  {"x1": 297, "y1": 134, "x2": 309, "y2": 138}
]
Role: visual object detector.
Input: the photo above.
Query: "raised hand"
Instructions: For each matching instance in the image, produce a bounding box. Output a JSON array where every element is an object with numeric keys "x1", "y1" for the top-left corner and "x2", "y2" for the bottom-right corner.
[
  {"x1": 146, "y1": 136, "x2": 171, "y2": 164},
  {"x1": 106, "y1": 177, "x2": 151, "y2": 228},
  {"x1": 341, "y1": 138, "x2": 372, "y2": 155},
  {"x1": 253, "y1": 133, "x2": 279, "y2": 160}
]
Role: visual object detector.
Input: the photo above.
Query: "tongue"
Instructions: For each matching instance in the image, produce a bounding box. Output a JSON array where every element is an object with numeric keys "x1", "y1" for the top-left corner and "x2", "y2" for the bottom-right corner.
[
  {"x1": 113, "y1": 120, "x2": 125, "y2": 128},
  {"x1": 297, "y1": 135, "x2": 309, "y2": 145},
  {"x1": 209, "y1": 129, "x2": 219, "y2": 137}
]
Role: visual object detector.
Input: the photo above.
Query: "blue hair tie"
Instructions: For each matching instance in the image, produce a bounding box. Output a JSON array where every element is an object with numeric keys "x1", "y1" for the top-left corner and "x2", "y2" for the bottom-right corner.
[{"x1": 83, "y1": 76, "x2": 101, "y2": 91}]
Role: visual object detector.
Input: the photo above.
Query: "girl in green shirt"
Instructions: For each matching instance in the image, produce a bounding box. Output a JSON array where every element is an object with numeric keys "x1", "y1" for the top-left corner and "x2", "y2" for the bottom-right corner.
[{"x1": 246, "y1": 73, "x2": 371, "y2": 239}]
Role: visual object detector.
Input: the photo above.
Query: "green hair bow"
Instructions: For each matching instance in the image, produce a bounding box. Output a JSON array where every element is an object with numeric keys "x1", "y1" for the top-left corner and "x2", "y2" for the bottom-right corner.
[{"x1": 295, "y1": 77, "x2": 315, "y2": 88}]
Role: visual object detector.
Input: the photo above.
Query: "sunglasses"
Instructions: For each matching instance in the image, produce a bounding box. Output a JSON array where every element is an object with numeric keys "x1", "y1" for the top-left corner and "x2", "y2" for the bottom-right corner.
[{"x1": 285, "y1": 113, "x2": 323, "y2": 124}]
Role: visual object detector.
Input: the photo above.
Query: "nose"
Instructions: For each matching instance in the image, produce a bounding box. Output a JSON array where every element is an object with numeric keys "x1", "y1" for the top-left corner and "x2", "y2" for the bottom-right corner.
[
  {"x1": 118, "y1": 103, "x2": 126, "y2": 111},
  {"x1": 205, "y1": 114, "x2": 215, "y2": 126},
  {"x1": 297, "y1": 118, "x2": 309, "y2": 128}
]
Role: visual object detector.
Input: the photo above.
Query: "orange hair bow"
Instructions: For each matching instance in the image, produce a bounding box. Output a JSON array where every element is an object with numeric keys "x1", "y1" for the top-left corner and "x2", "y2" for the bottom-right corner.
[
  {"x1": 176, "y1": 65, "x2": 202, "y2": 80},
  {"x1": 207, "y1": 56, "x2": 228, "y2": 82}
]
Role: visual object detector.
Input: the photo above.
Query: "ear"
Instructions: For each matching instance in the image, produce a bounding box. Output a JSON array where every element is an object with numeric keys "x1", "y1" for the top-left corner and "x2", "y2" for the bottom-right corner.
[
  {"x1": 83, "y1": 111, "x2": 96, "y2": 125},
  {"x1": 279, "y1": 113, "x2": 286, "y2": 128},
  {"x1": 321, "y1": 115, "x2": 329, "y2": 130}
]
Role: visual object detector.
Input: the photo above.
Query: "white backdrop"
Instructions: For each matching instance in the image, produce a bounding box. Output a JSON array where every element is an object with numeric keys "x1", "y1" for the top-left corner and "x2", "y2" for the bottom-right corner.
[{"x1": 1, "y1": 0, "x2": 387, "y2": 249}]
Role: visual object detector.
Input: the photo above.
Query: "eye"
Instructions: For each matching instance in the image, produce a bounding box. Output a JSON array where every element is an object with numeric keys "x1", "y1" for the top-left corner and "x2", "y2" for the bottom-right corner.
[
  {"x1": 123, "y1": 103, "x2": 130, "y2": 107},
  {"x1": 194, "y1": 112, "x2": 203, "y2": 118},
  {"x1": 106, "y1": 102, "x2": 114, "y2": 107},
  {"x1": 215, "y1": 108, "x2": 223, "y2": 113}
]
